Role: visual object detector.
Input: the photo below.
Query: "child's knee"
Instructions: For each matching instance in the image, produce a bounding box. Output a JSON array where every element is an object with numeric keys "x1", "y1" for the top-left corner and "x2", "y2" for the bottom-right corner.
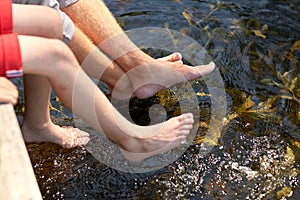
[
  {"x1": 48, "y1": 39, "x2": 69, "y2": 59},
  {"x1": 47, "y1": 39, "x2": 77, "y2": 67}
]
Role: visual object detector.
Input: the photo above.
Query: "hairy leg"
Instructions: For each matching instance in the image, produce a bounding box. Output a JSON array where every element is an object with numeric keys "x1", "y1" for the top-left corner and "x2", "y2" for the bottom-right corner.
[
  {"x1": 68, "y1": 26, "x2": 133, "y2": 98},
  {"x1": 19, "y1": 35, "x2": 194, "y2": 161},
  {"x1": 13, "y1": 4, "x2": 89, "y2": 148},
  {"x1": 62, "y1": 0, "x2": 215, "y2": 99},
  {"x1": 66, "y1": 24, "x2": 183, "y2": 99}
]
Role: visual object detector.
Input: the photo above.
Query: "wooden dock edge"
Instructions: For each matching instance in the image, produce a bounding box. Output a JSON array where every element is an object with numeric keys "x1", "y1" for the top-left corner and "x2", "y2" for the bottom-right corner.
[{"x1": 0, "y1": 103, "x2": 42, "y2": 200}]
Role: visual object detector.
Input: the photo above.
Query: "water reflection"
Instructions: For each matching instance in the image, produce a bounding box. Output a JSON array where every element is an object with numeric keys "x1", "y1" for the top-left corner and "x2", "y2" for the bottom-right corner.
[{"x1": 22, "y1": 0, "x2": 300, "y2": 199}]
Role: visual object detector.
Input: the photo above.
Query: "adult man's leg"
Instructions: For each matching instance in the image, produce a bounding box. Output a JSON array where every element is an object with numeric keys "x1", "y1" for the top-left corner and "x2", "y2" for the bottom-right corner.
[{"x1": 62, "y1": 0, "x2": 215, "y2": 99}]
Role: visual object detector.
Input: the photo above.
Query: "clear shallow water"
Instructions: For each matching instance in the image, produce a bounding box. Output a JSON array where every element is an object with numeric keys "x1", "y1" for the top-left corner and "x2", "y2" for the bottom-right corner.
[{"x1": 18, "y1": 0, "x2": 300, "y2": 199}]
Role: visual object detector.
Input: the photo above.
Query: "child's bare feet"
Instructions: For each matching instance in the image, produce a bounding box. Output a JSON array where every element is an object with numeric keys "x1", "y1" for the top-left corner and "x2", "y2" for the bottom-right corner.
[
  {"x1": 120, "y1": 113, "x2": 194, "y2": 162},
  {"x1": 21, "y1": 121, "x2": 90, "y2": 148}
]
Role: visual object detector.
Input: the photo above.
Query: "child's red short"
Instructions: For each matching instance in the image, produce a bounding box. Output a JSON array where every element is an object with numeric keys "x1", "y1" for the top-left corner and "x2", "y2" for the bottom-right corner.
[
  {"x1": 0, "y1": 34, "x2": 23, "y2": 78},
  {"x1": 0, "y1": 0, "x2": 13, "y2": 34},
  {"x1": 0, "y1": 0, "x2": 23, "y2": 78}
]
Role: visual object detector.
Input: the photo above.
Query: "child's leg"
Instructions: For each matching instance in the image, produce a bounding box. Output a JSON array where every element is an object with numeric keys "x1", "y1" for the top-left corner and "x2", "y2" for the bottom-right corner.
[
  {"x1": 19, "y1": 35, "x2": 194, "y2": 161},
  {"x1": 21, "y1": 75, "x2": 90, "y2": 148},
  {"x1": 12, "y1": 4, "x2": 89, "y2": 147},
  {"x1": 12, "y1": 4, "x2": 63, "y2": 39}
]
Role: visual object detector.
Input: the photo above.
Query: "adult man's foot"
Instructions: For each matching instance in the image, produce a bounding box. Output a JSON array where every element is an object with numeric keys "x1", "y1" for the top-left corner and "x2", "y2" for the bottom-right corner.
[
  {"x1": 123, "y1": 61, "x2": 215, "y2": 99},
  {"x1": 110, "y1": 52, "x2": 185, "y2": 99},
  {"x1": 115, "y1": 51, "x2": 215, "y2": 99}
]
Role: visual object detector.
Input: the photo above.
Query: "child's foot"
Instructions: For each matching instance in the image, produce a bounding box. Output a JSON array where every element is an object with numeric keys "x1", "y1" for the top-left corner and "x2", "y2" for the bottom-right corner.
[
  {"x1": 21, "y1": 121, "x2": 90, "y2": 148},
  {"x1": 120, "y1": 113, "x2": 194, "y2": 162}
]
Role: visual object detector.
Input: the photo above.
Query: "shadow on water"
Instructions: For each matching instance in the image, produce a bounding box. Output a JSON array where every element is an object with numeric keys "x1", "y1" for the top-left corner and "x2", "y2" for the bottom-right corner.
[{"x1": 15, "y1": 0, "x2": 300, "y2": 199}]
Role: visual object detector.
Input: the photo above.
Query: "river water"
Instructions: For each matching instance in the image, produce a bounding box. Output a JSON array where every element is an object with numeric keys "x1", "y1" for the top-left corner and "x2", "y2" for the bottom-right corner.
[{"x1": 20, "y1": 0, "x2": 300, "y2": 199}]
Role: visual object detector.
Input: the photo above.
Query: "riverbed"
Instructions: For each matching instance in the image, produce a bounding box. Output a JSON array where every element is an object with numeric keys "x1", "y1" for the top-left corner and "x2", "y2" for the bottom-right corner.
[{"x1": 17, "y1": 0, "x2": 300, "y2": 199}]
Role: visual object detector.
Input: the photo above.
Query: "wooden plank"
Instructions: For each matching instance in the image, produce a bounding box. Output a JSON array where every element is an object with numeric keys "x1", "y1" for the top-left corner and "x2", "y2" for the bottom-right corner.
[{"x1": 0, "y1": 103, "x2": 42, "y2": 200}]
